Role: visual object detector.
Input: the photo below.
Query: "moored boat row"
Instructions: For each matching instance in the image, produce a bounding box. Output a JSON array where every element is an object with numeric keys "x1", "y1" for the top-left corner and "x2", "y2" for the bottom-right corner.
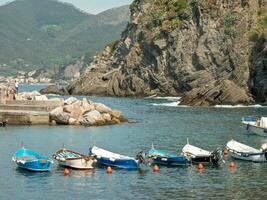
[{"x1": 12, "y1": 141, "x2": 225, "y2": 172}]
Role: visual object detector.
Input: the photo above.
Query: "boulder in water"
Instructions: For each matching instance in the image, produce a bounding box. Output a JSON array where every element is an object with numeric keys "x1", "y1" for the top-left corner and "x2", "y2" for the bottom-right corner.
[
  {"x1": 81, "y1": 110, "x2": 105, "y2": 126},
  {"x1": 39, "y1": 85, "x2": 69, "y2": 95}
]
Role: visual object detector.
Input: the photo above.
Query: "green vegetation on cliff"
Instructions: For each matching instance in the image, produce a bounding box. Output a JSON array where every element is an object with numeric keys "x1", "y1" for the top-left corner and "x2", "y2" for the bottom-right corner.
[{"x1": 0, "y1": 0, "x2": 130, "y2": 76}]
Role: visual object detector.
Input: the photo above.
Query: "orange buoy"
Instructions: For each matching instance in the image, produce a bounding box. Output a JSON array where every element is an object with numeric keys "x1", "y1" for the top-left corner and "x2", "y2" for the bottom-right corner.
[
  {"x1": 223, "y1": 148, "x2": 228, "y2": 156},
  {"x1": 229, "y1": 162, "x2": 235, "y2": 169},
  {"x1": 64, "y1": 168, "x2": 70, "y2": 176},
  {"x1": 153, "y1": 164, "x2": 159, "y2": 172},
  {"x1": 198, "y1": 163, "x2": 203, "y2": 170},
  {"x1": 107, "y1": 166, "x2": 113, "y2": 174}
]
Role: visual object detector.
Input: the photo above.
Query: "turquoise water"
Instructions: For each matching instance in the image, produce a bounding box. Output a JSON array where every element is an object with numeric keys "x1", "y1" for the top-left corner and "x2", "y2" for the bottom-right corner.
[{"x1": 1, "y1": 87, "x2": 267, "y2": 199}]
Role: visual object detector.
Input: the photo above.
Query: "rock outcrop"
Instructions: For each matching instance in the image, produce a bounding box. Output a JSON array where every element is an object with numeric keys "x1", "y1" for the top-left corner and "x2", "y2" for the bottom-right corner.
[
  {"x1": 50, "y1": 97, "x2": 126, "y2": 126},
  {"x1": 67, "y1": 0, "x2": 267, "y2": 106},
  {"x1": 40, "y1": 85, "x2": 69, "y2": 96}
]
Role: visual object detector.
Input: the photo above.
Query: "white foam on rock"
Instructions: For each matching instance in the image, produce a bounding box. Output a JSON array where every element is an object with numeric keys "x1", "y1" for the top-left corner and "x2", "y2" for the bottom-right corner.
[
  {"x1": 214, "y1": 104, "x2": 264, "y2": 108},
  {"x1": 151, "y1": 102, "x2": 180, "y2": 107},
  {"x1": 152, "y1": 97, "x2": 181, "y2": 101}
]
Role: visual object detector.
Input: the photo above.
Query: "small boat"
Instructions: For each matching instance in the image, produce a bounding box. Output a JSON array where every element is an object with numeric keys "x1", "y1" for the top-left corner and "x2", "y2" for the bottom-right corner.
[
  {"x1": 226, "y1": 139, "x2": 267, "y2": 162},
  {"x1": 242, "y1": 117, "x2": 267, "y2": 137},
  {"x1": 148, "y1": 146, "x2": 188, "y2": 166},
  {"x1": 241, "y1": 116, "x2": 258, "y2": 126},
  {"x1": 12, "y1": 147, "x2": 53, "y2": 172},
  {"x1": 53, "y1": 148, "x2": 96, "y2": 169},
  {"x1": 182, "y1": 142, "x2": 222, "y2": 165},
  {"x1": 89, "y1": 146, "x2": 144, "y2": 169}
]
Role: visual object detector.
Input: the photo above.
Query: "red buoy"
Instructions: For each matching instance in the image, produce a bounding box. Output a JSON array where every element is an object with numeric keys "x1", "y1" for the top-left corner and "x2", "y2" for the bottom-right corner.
[
  {"x1": 153, "y1": 164, "x2": 159, "y2": 172},
  {"x1": 229, "y1": 162, "x2": 235, "y2": 169},
  {"x1": 198, "y1": 163, "x2": 203, "y2": 170},
  {"x1": 107, "y1": 166, "x2": 113, "y2": 174},
  {"x1": 64, "y1": 168, "x2": 70, "y2": 176}
]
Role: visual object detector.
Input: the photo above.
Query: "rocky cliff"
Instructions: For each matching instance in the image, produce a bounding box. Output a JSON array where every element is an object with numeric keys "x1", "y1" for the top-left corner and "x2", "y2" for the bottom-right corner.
[{"x1": 67, "y1": 0, "x2": 267, "y2": 105}]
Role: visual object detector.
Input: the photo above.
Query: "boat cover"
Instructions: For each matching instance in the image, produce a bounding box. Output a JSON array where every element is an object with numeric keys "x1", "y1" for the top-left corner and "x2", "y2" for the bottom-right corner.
[
  {"x1": 182, "y1": 144, "x2": 211, "y2": 157},
  {"x1": 90, "y1": 146, "x2": 135, "y2": 160},
  {"x1": 226, "y1": 140, "x2": 261, "y2": 154}
]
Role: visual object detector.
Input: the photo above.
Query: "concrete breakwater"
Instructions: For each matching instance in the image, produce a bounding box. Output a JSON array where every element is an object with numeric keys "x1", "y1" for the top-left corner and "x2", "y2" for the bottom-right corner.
[{"x1": 0, "y1": 88, "x2": 126, "y2": 126}]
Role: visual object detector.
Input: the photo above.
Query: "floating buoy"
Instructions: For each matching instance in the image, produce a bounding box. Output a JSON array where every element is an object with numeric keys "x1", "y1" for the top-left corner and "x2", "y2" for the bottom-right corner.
[
  {"x1": 153, "y1": 164, "x2": 159, "y2": 172},
  {"x1": 223, "y1": 148, "x2": 228, "y2": 156},
  {"x1": 229, "y1": 162, "x2": 235, "y2": 169},
  {"x1": 198, "y1": 163, "x2": 203, "y2": 170},
  {"x1": 64, "y1": 168, "x2": 70, "y2": 176},
  {"x1": 107, "y1": 166, "x2": 113, "y2": 174}
]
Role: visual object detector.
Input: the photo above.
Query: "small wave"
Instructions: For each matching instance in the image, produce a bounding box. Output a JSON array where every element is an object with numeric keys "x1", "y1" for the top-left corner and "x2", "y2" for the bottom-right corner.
[
  {"x1": 214, "y1": 104, "x2": 263, "y2": 108},
  {"x1": 151, "y1": 101, "x2": 181, "y2": 107},
  {"x1": 153, "y1": 97, "x2": 181, "y2": 101}
]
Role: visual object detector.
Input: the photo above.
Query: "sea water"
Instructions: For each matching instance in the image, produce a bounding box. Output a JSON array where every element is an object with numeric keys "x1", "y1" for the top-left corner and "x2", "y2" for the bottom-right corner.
[{"x1": 0, "y1": 86, "x2": 267, "y2": 199}]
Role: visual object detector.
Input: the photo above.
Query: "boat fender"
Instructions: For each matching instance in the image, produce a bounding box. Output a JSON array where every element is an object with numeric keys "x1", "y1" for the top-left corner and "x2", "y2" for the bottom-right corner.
[{"x1": 59, "y1": 157, "x2": 66, "y2": 162}]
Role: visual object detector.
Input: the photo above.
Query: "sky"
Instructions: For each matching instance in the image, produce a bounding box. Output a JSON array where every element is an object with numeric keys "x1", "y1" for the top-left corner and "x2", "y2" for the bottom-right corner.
[{"x1": 0, "y1": 0, "x2": 133, "y2": 14}]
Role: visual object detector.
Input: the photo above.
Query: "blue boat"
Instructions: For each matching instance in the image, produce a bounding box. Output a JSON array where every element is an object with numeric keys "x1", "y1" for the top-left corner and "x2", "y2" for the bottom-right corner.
[
  {"x1": 12, "y1": 147, "x2": 53, "y2": 172},
  {"x1": 148, "y1": 146, "x2": 188, "y2": 166},
  {"x1": 89, "y1": 146, "x2": 143, "y2": 169}
]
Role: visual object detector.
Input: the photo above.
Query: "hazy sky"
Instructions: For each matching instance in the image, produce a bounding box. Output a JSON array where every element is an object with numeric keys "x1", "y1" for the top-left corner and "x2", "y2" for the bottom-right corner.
[{"x1": 0, "y1": 0, "x2": 133, "y2": 14}]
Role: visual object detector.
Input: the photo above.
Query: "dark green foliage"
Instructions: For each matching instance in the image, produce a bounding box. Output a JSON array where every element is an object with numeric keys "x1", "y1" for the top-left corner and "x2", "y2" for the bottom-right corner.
[
  {"x1": 150, "y1": 0, "x2": 190, "y2": 27},
  {"x1": 223, "y1": 13, "x2": 239, "y2": 38},
  {"x1": 0, "y1": 0, "x2": 129, "y2": 76}
]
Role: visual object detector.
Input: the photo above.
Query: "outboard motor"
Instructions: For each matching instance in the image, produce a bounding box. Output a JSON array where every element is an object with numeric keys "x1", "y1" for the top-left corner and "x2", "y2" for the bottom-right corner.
[
  {"x1": 210, "y1": 148, "x2": 222, "y2": 165},
  {"x1": 136, "y1": 151, "x2": 148, "y2": 164}
]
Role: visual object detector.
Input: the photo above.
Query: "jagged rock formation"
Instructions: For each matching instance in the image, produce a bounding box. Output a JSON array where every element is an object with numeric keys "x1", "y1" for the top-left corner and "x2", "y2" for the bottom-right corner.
[
  {"x1": 67, "y1": 0, "x2": 267, "y2": 105},
  {"x1": 40, "y1": 85, "x2": 69, "y2": 96}
]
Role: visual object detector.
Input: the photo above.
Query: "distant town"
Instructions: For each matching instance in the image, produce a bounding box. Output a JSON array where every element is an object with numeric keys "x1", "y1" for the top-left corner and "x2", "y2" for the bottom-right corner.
[{"x1": 0, "y1": 70, "x2": 70, "y2": 85}]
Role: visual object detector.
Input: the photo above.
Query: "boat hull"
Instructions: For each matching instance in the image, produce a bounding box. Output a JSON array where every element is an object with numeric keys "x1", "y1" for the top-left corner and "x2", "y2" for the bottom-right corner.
[
  {"x1": 148, "y1": 148, "x2": 188, "y2": 166},
  {"x1": 228, "y1": 151, "x2": 266, "y2": 162},
  {"x1": 247, "y1": 125, "x2": 267, "y2": 137},
  {"x1": 90, "y1": 146, "x2": 139, "y2": 169},
  {"x1": 56, "y1": 159, "x2": 94, "y2": 169},
  {"x1": 152, "y1": 156, "x2": 188, "y2": 166},
  {"x1": 226, "y1": 140, "x2": 267, "y2": 162},
  {"x1": 96, "y1": 157, "x2": 138, "y2": 169},
  {"x1": 15, "y1": 160, "x2": 52, "y2": 172},
  {"x1": 53, "y1": 148, "x2": 95, "y2": 169},
  {"x1": 13, "y1": 148, "x2": 52, "y2": 172}
]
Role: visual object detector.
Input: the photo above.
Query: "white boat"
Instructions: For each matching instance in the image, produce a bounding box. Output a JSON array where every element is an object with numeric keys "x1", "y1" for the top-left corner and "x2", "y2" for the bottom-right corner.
[
  {"x1": 53, "y1": 148, "x2": 96, "y2": 169},
  {"x1": 89, "y1": 146, "x2": 145, "y2": 169},
  {"x1": 241, "y1": 116, "x2": 258, "y2": 126},
  {"x1": 242, "y1": 117, "x2": 267, "y2": 137},
  {"x1": 182, "y1": 143, "x2": 221, "y2": 165},
  {"x1": 226, "y1": 139, "x2": 267, "y2": 162}
]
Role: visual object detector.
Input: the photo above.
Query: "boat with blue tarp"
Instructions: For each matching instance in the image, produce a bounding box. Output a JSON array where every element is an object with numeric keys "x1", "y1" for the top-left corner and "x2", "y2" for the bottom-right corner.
[
  {"x1": 12, "y1": 147, "x2": 53, "y2": 172},
  {"x1": 242, "y1": 117, "x2": 267, "y2": 137},
  {"x1": 148, "y1": 146, "x2": 188, "y2": 166}
]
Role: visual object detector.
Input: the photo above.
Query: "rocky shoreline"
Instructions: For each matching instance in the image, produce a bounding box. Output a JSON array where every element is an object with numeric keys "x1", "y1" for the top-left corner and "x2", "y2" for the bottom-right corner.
[
  {"x1": 0, "y1": 85, "x2": 127, "y2": 126},
  {"x1": 66, "y1": 0, "x2": 267, "y2": 106}
]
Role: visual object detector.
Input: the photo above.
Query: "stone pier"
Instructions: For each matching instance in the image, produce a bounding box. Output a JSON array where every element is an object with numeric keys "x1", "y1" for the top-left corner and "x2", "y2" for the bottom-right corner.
[{"x1": 0, "y1": 100, "x2": 62, "y2": 125}]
